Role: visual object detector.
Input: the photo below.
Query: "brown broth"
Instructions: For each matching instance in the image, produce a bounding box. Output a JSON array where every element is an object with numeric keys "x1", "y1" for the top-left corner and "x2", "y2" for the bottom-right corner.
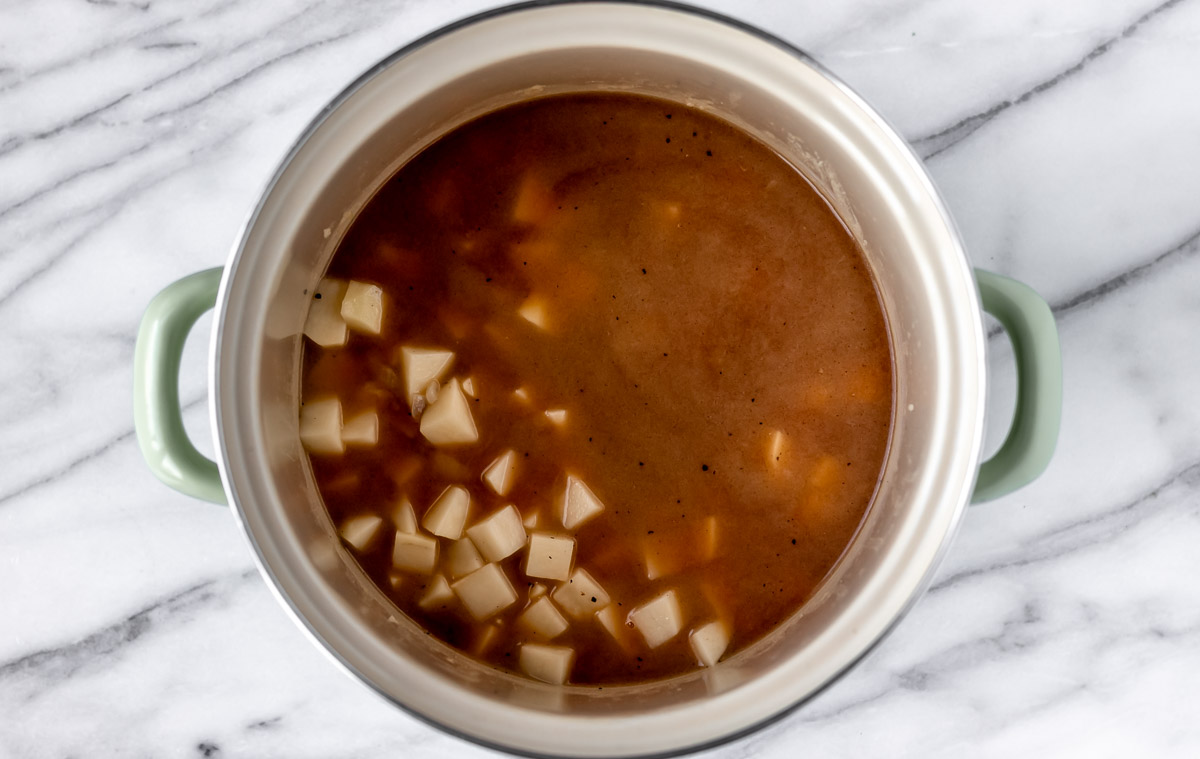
[{"x1": 301, "y1": 93, "x2": 892, "y2": 685}]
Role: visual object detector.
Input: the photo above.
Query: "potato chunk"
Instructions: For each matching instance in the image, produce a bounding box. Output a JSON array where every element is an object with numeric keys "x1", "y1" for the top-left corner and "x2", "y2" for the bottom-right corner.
[
  {"x1": 452, "y1": 563, "x2": 518, "y2": 620},
  {"x1": 299, "y1": 397, "x2": 344, "y2": 455},
  {"x1": 544, "y1": 408, "x2": 567, "y2": 426},
  {"x1": 462, "y1": 376, "x2": 476, "y2": 396},
  {"x1": 303, "y1": 278, "x2": 348, "y2": 347},
  {"x1": 525, "y1": 533, "x2": 575, "y2": 582},
  {"x1": 341, "y1": 410, "x2": 379, "y2": 447},
  {"x1": 420, "y1": 377, "x2": 479, "y2": 446},
  {"x1": 392, "y1": 531, "x2": 438, "y2": 575},
  {"x1": 481, "y1": 449, "x2": 516, "y2": 496},
  {"x1": 519, "y1": 643, "x2": 574, "y2": 685},
  {"x1": 560, "y1": 475, "x2": 604, "y2": 530},
  {"x1": 340, "y1": 280, "x2": 383, "y2": 335},
  {"x1": 466, "y1": 505, "x2": 526, "y2": 563},
  {"x1": 445, "y1": 538, "x2": 484, "y2": 579},
  {"x1": 393, "y1": 496, "x2": 418, "y2": 533},
  {"x1": 690, "y1": 620, "x2": 730, "y2": 667},
  {"x1": 338, "y1": 515, "x2": 383, "y2": 552},
  {"x1": 552, "y1": 567, "x2": 609, "y2": 618},
  {"x1": 518, "y1": 596, "x2": 569, "y2": 639},
  {"x1": 517, "y1": 296, "x2": 550, "y2": 330},
  {"x1": 766, "y1": 429, "x2": 786, "y2": 467},
  {"x1": 418, "y1": 574, "x2": 454, "y2": 611},
  {"x1": 629, "y1": 589, "x2": 684, "y2": 649},
  {"x1": 596, "y1": 604, "x2": 637, "y2": 654},
  {"x1": 400, "y1": 346, "x2": 455, "y2": 399},
  {"x1": 422, "y1": 485, "x2": 471, "y2": 540}
]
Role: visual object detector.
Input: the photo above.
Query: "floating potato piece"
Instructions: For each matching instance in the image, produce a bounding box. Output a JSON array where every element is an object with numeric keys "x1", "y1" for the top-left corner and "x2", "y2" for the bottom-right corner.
[
  {"x1": 467, "y1": 505, "x2": 527, "y2": 563},
  {"x1": 544, "y1": 409, "x2": 567, "y2": 426},
  {"x1": 418, "y1": 574, "x2": 455, "y2": 610},
  {"x1": 462, "y1": 377, "x2": 476, "y2": 397},
  {"x1": 393, "y1": 496, "x2": 418, "y2": 533},
  {"x1": 400, "y1": 346, "x2": 455, "y2": 399},
  {"x1": 560, "y1": 475, "x2": 604, "y2": 530},
  {"x1": 596, "y1": 604, "x2": 637, "y2": 654},
  {"x1": 512, "y1": 172, "x2": 555, "y2": 224},
  {"x1": 303, "y1": 279, "x2": 348, "y2": 347},
  {"x1": 766, "y1": 429, "x2": 786, "y2": 467},
  {"x1": 472, "y1": 622, "x2": 503, "y2": 656},
  {"x1": 445, "y1": 538, "x2": 485, "y2": 579},
  {"x1": 341, "y1": 410, "x2": 379, "y2": 446},
  {"x1": 338, "y1": 515, "x2": 383, "y2": 552},
  {"x1": 481, "y1": 449, "x2": 517, "y2": 496},
  {"x1": 525, "y1": 533, "x2": 575, "y2": 582},
  {"x1": 643, "y1": 535, "x2": 687, "y2": 581},
  {"x1": 630, "y1": 589, "x2": 684, "y2": 649},
  {"x1": 517, "y1": 296, "x2": 550, "y2": 330},
  {"x1": 387, "y1": 571, "x2": 404, "y2": 590},
  {"x1": 518, "y1": 596, "x2": 569, "y2": 639},
  {"x1": 452, "y1": 562, "x2": 518, "y2": 620},
  {"x1": 420, "y1": 377, "x2": 479, "y2": 446},
  {"x1": 529, "y1": 582, "x2": 548, "y2": 599},
  {"x1": 340, "y1": 280, "x2": 383, "y2": 335},
  {"x1": 690, "y1": 620, "x2": 730, "y2": 667},
  {"x1": 513, "y1": 387, "x2": 531, "y2": 404},
  {"x1": 299, "y1": 397, "x2": 344, "y2": 455},
  {"x1": 523, "y1": 510, "x2": 541, "y2": 529},
  {"x1": 422, "y1": 485, "x2": 471, "y2": 539},
  {"x1": 519, "y1": 643, "x2": 574, "y2": 685},
  {"x1": 392, "y1": 531, "x2": 438, "y2": 575},
  {"x1": 552, "y1": 567, "x2": 610, "y2": 618}
]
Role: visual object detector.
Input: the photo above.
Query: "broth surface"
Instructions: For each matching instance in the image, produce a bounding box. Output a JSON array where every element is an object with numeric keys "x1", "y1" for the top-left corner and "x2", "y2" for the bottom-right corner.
[{"x1": 301, "y1": 93, "x2": 892, "y2": 685}]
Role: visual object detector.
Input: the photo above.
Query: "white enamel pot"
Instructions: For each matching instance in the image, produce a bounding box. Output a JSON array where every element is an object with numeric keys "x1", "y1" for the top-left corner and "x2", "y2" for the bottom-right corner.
[{"x1": 132, "y1": 3, "x2": 1062, "y2": 756}]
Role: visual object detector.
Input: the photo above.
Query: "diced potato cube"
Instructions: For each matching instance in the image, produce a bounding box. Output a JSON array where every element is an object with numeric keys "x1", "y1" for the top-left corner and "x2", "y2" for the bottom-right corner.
[
  {"x1": 518, "y1": 596, "x2": 569, "y2": 639},
  {"x1": 519, "y1": 643, "x2": 574, "y2": 685},
  {"x1": 422, "y1": 485, "x2": 471, "y2": 540},
  {"x1": 513, "y1": 387, "x2": 531, "y2": 403},
  {"x1": 643, "y1": 537, "x2": 685, "y2": 581},
  {"x1": 420, "y1": 378, "x2": 479, "y2": 446},
  {"x1": 418, "y1": 574, "x2": 455, "y2": 610},
  {"x1": 462, "y1": 377, "x2": 476, "y2": 396},
  {"x1": 517, "y1": 296, "x2": 550, "y2": 330},
  {"x1": 452, "y1": 563, "x2": 518, "y2": 620},
  {"x1": 767, "y1": 429, "x2": 786, "y2": 467},
  {"x1": 445, "y1": 538, "x2": 484, "y2": 579},
  {"x1": 523, "y1": 510, "x2": 540, "y2": 529},
  {"x1": 560, "y1": 475, "x2": 604, "y2": 530},
  {"x1": 629, "y1": 589, "x2": 684, "y2": 649},
  {"x1": 525, "y1": 533, "x2": 575, "y2": 582},
  {"x1": 552, "y1": 567, "x2": 609, "y2": 618},
  {"x1": 392, "y1": 531, "x2": 438, "y2": 574},
  {"x1": 471, "y1": 622, "x2": 503, "y2": 656},
  {"x1": 303, "y1": 279, "x2": 348, "y2": 347},
  {"x1": 387, "y1": 571, "x2": 404, "y2": 589},
  {"x1": 393, "y1": 496, "x2": 418, "y2": 533},
  {"x1": 529, "y1": 582, "x2": 548, "y2": 599},
  {"x1": 466, "y1": 505, "x2": 526, "y2": 563},
  {"x1": 690, "y1": 620, "x2": 730, "y2": 667},
  {"x1": 341, "y1": 410, "x2": 379, "y2": 446},
  {"x1": 338, "y1": 515, "x2": 383, "y2": 552},
  {"x1": 299, "y1": 397, "x2": 344, "y2": 455},
  {"x1": 512, "y1": 172, "x2": 555, "y2": 224},
  {"x1": 400, "y1": 346, "x2": 455, "y2": 399},
  {"x1": 481, "y1": 449, "x2": 517, "y2": 496},
  {"x1": 340, "y1": 280, "x2": 383, "y2": 335},
  {"x1": 596, "y1": 604, "x2": 637, "y2": 654},
  {"x1": 544, "y1": 409, "x2": 567, "y2": 426}
]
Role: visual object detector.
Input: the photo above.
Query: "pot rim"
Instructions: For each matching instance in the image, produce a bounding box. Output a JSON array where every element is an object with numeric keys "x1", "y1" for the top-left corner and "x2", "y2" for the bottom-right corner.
[{"x1": 208, "y1": 2, "x2": 984, "y2": 757}]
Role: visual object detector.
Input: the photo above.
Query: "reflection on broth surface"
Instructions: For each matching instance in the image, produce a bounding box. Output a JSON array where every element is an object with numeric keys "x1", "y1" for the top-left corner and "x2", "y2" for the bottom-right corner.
[{"x1": 300, "y1": 93, "x2": 892, "y2": 685}]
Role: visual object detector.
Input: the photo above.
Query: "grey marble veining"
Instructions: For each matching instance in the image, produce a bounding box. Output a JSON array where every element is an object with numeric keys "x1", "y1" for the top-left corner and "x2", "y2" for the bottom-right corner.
[{"x1": 2, "y1": 0, "x2": 1198, "y2": 756}]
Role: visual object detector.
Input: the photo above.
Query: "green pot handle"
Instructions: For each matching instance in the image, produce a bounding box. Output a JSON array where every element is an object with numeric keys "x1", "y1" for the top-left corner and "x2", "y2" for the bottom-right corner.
[
  {"x1": 133, "y1": 268, "x2": 227, "y2": 504},
  {"x1": 971, "y1": 269, "x2": 1062, "y2": 503}
]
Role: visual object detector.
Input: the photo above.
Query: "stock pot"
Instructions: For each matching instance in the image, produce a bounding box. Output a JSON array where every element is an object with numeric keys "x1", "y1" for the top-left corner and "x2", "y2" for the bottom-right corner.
[{"x1": 132, "y1": 3, "x2": 1062, "y2": 756}]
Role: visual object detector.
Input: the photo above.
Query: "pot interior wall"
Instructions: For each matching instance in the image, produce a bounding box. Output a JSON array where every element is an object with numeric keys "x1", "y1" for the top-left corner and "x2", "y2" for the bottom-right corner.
[{"x1": 214, "y1": 5, "x2": 983, "y2": 756}]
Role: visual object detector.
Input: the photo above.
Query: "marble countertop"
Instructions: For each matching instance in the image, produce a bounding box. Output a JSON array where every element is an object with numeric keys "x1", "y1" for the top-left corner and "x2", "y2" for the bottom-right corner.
[{"x1": 3, "y1": 0, "x2": 1198, "y2": 756}]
